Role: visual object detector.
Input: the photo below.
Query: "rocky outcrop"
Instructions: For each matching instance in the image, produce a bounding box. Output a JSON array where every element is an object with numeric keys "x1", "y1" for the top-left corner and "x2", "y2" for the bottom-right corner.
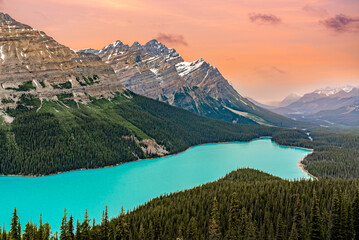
[{"x1": 0, "y1": 12, "x2": 124, "y2": 106}]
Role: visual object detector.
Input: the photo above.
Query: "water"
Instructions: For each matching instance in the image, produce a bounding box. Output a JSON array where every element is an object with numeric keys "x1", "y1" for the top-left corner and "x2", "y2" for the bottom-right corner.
[{"x1": 0, "y1": 138, "x2": 311, "y2": 230}]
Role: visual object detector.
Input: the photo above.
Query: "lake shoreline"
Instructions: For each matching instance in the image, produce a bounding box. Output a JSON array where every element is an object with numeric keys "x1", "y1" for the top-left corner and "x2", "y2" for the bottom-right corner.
[{"x1": 0, "y1": 136, "x2": 315, "y2": 178}]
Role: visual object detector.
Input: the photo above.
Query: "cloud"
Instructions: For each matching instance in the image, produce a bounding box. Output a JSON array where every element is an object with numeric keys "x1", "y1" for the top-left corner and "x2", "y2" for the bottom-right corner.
[
  {"x1": 272, "y1": 67, "x2": 286, "y2": 74},
  {"x1": 320, "y1": 14, "x2": 359, "y2": 32},
  {"x1": 249, "y1": 13, "x2": 281, "y2": 25},
  {"x1": 302, "y1": 5, "x2": 328, "y2": 17},
  {"x1": 157, "y1": 33, "x2": 188, "y2": 46}
]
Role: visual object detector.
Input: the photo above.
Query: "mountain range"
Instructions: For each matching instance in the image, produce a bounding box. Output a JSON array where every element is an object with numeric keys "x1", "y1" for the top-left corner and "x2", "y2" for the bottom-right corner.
[
  {"x1": 271, "y1": 86, "x2": 359, "y2": 126},
  {"x1": 0, "y1": 12, "x2": 308, "y2": 176},
  {"x1": 78, "y1": 40, "x2": 303, "y2": 127}
]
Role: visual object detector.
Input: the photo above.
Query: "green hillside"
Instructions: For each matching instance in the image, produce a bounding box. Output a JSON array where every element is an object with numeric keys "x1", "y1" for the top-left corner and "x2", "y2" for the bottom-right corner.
[{"x1": 0, "y1": 90, "x2": 303, "y2": 176}]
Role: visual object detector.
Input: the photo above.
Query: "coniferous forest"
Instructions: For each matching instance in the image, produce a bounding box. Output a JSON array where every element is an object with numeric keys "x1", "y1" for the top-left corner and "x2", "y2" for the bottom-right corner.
[
  {"x1": 1, "y1": 169, "x2": 359, "y2": 240},
  {"x1": 0, "y1": 92, "x2": 358, "y2": 179}
]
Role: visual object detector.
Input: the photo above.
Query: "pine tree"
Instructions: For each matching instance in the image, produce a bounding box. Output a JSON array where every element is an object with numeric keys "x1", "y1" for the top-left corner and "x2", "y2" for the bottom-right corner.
[
  {"x1": 289, "y1": 223, "x2": 299, "y2": 240},
  {"x1": 67, "y1": 215, "x2": 74, "y2": 240},
  {"x1": 22, "y1": 222, "x2": 35, "y2": 240},
  {"x1": 276, "y1": 215, "x2": 285, "y2": 240},
  {"x1": 80, "y1": 210, "x2": 91, "y2": 240},
  {"x1": 227, "y1": 192, "x2": 240, "y2": 240},
  {"x1": 60, "y1": 209, "x2": 68, "y2": 240},
  {"x1": 115, "y1": 207, "x2": 129, "y2": 240},
  {"x1": 353, "y1": 192, "x2": 359, "y2": 240},
  {"x1": 187, "y1": 217, "x2": 198, "y2": 240},
  {"x1": 309, "y1": 196, "x2": 323, "y2": 240},
  {"x1": 75, "y1": 221, "x2": 81, "y2": 240},
  {"x1": 138, "y1": 224, "x2": 145, "y2": 240},
  {"x1": 343, "y1": 201, "x2": 354, "y2": 240},
  {"x1": 293, "y1": 198, "x2": 306, "y2": 240},
  {"x1": 101, "y1": 206, "x2": 109, "y2": 240},
  {"x1": 43, "y1": 223, "x2": 51, "y2": 240},
  {"x1": 38, "y1": 214, "x2": 44, "y2": 240},
  {"x1": 208, "y1": 197, "x2": 221, "y2": 240},
  {"x1": 2, "y1": 224, "x2": 7, "y2": 240},
  {"x1": 9, "y1": 208, "x2": 21, "y2": 240},
  {"x1": 331, "y1": 195, "x2": 343, "y2": 240}
]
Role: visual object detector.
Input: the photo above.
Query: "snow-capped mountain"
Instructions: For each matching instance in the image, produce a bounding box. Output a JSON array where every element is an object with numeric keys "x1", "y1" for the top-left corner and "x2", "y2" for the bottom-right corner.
[
  {"x1": 273, "y1": 86, "x2": 359, "y2": 126},
  {"x1": 79, "y1": 40, "x2": 302, "y2": 127}
]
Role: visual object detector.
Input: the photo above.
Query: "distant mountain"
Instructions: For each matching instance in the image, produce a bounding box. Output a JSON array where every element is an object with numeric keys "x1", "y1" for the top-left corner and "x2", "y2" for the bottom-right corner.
[
  {"x1": 246, "y1": 97, "x2": 277, "y2": 110},
  {"x1": 272, "y1": 86, "x2": 359, "y2": 126},
  {"x1": 79, "y1": 40, "x2": 305, "y2": 128},
  {"x1": 279, "y1": 93, "x2": 301, "y2": 107}
]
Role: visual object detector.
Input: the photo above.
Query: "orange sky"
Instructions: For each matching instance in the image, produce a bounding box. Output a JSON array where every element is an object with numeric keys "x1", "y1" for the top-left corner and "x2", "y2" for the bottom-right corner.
[{"x1": 1, "y1": 0, "x2": 359, "y2": 103}]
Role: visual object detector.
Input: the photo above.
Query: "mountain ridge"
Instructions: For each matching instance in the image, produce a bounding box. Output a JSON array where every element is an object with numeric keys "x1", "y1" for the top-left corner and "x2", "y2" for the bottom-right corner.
[
  {"x1": 79, "y1": 39, "x2": 306, "y2": 128},
  {"x1": 271, "y1": 86, "x2": 359, "y2": 126}
]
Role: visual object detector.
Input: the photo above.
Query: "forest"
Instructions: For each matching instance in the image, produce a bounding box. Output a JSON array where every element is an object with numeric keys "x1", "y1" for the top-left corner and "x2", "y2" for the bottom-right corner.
[
  {"x1": 0, "y1": 91, "x2": 358, "y2": 179},
  {"x1": 1, "y1": 169, "x2": 359, "y2": 239},
  {"x1": 0, "y1": 91, "x2": 308, "y2": 176}
]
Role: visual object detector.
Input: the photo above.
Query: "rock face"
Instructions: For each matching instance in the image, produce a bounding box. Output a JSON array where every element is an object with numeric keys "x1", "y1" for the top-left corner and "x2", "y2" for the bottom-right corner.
[
  {"x1": 80, "y1": 40, "x2": 299, "y2": 126},
  {"x1": 0, "y1": 12, "x2": 124, "y2": 105}
]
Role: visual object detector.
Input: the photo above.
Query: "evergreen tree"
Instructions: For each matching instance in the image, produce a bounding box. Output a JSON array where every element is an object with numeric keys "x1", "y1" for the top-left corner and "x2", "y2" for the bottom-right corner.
[
  {"x1": 289, "y1": 223, "x2": 299, "y2": 240},
  {"x1": 276, "y1": 215, "x2": 285, "y2": 240},
  {"x1": 43, "y1": 223, "x2": 51, "y2": 240},
  {"x1": 101, "y1": 206, "x2": 109, "y2": 240},
  {"x1": 80, "y1": 210, "x2": 91, "y2": 240},
  {"x1": 293, "y1": 198, "x2": 306, "y2": 240},
  {"x1": 75, "y1": 221, "x2": 81, "y2": 240},
  {"x1": 309, "y1": 196, "x2": 323, "y2": 240},
  {"x1": 187, "y1": 217, "x2": 198, "y2": 240},
  {"x1": 353, "y1": 192, "x2": 359, "y2": 240},
  {"x1": 22, "y1": 222, "x2": 35, "y2": 240},
  {"x1": 227, "y1": 192, "x2": 240, "y2": 240},
  {"x1": 208, "y1": 197, "x2": 221, "y2": 240},
  {"x1": 67, "y1": 215, "x2": 74, "y2": 240},
  {"x1": 60, "y1": 209, "x2": 68, "y2": 240},
  {"x1": 331, "y1": 195, "x2": 343, "y2": 240},
  {"x1": 9, "y1": 208, "x2": 21, "y2": 240},
  {"x1": 138, "y1": 224, "x2": 145, "y2": 240},
  {"x1": 2, "y1": 224, "x2": 7, "y2": 240},
  {"x1": 115, "y1": 207, "x2": 129, "y2": 240},
  {"x1": 38, "y1": 214, "x2": 44, "y2": 240}
]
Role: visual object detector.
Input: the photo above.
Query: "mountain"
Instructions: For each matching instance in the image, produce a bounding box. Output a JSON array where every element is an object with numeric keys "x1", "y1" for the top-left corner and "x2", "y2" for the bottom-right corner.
[
  {"x1": 0, "y1": 12, "x2": 124, "y2": 105},
  {"x1": 272, "y1": 86, "x2": 359, "y2": 126},
  {"x1": 79, "y1": 40, "x2": 305, "y2": 128},
  {"x1": 0, "y1": 12, "x2": 304, "y2": 176},
  {"x1": 246, "y1": 97, "x2": 277, "y2": 110},
  {"x1": 279, "y1": 93, "x2": 301, "y2": 107}
]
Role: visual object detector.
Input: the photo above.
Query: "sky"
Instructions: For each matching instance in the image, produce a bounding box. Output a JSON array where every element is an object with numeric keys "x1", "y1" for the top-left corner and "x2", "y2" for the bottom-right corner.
[{"x1": 1, "y1": 0, "x2": 359, "y2": 104}]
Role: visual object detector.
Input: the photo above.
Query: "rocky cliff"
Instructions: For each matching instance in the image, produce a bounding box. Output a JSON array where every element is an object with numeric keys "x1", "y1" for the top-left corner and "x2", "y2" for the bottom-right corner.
[{"x1": 0, "y1": 13, "x2": 124, "y2": 108}]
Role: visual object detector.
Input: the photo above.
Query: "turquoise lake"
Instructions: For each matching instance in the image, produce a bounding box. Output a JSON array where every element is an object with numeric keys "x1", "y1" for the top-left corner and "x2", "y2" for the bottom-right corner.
[{"x1": 0, "y1": 138, "x2": 311, "y2": 230}]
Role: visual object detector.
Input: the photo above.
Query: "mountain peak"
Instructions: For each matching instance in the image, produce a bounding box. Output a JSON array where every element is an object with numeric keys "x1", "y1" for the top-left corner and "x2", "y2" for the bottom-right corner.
[
  {"x1": 0, "y1": 12, "x2": 14, "y2": 22},
  {"x1": 128, "y1": 41, "x2": 143, "y2": 52},
  {"x1": 144, "y1": 39, "x2": 170, "y2": 56},
  {"x1": 0, "y1": 12, "x2": 31, "y2": 30},
  {"x1": 313, "y1": 85, "x2": 358, "y2": 97}
]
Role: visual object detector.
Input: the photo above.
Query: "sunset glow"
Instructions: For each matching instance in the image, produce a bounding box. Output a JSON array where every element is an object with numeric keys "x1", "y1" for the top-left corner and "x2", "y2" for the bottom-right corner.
[{"x1": 1, "y1": 0, "x2": 358, "y2": 103}]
